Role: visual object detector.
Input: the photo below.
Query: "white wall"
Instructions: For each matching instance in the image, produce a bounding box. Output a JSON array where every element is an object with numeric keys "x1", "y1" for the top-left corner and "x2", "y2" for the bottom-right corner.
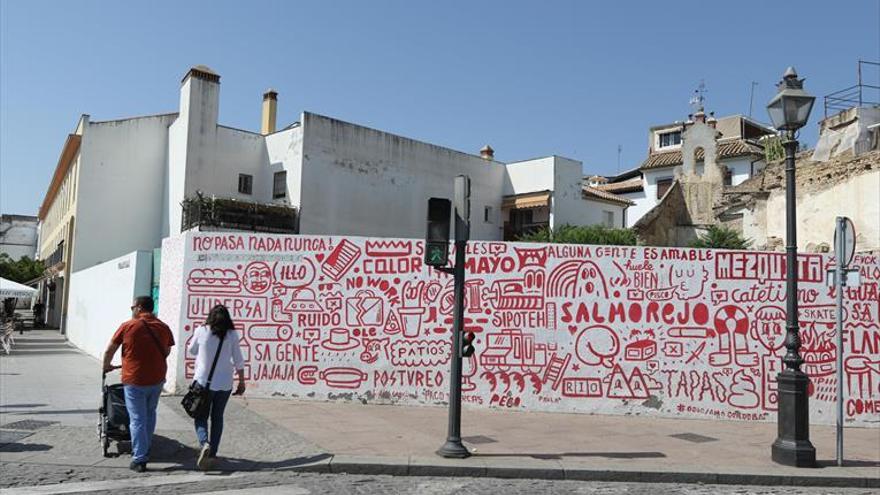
[
  {"x1": 723, "y1": 156, "x2": 762, "y2": 186},
  {"x1": 505, "y1": 156, "x2": 626, "y2": 230},
  {"x1": 167, "y1": 74, "x2": 221, "y2": 236},
  {"x1": 743, "y1": 171, "x2": 880, "y2": 252},
  {"x1": 0, "y1": 216, "x2": 38, "y2": 260},
  {"x1": 547, "y1": 156, "x2": 582, "y2": 230},
  {"x1": 157, "y1": 235, "x2": 185, "y2": 391},
  {"x1": 166, "y1": 74, "x2": 280, "y2": 237},
  {"x1": 298, "y1": 112, "x2": 507, "y2": 240},
  {"x1": 550, "y1": 156, "x2": 625, "y2": 229},
  {"x1": 209, "y1": 126, "x2": 270, "y2": 201},
  {"x1": 504, "y1": 157, "x2": 556, "y2": 195},
  {"x1": 74, "y1": 114, "x2": 175, "y2": 272},
  {"x1": 642, "y1": 168, "x2": 674, "y2": 206},
  {"x1": 621, "y1": 190, "x2": 649, "y2": 227},
  {"x1": 265, "y1": 126, "x2": 304, "y2": 209},
  {"x1": 66, "y1": 250, "x2": 152, "y2": 360}
]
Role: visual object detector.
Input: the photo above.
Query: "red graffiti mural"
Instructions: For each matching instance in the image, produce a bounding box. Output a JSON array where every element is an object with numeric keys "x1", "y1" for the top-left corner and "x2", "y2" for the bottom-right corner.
[{"x1": 164, "y1": 233, "x2": 880, "y2": 425}]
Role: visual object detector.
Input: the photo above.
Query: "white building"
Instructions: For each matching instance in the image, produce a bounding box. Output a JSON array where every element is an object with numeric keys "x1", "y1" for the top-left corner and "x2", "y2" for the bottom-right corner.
[
  {"x1": 0, "y1": 214, "x2": 38, "y2": 260},
  {"x1": 598, "y1": 112, "x2": 775, "y2": 227},
  {"x1": 37, "y1": 65, "x2": 631, "y2": 330}
]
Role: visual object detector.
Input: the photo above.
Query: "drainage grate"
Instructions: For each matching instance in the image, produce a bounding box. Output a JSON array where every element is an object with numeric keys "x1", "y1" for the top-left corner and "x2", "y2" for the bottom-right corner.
[
  {"x1": 1, "y1": 420, "x2": 59, "y2": 431},
  {"x1": 462, "y1": 435, "x2": 498, "y2": 445},
  {"x1": 669, "y1": 432, "x2": 718, "y2": 443},
  {"x1": 0, "y1": 430, "x2": 34, "y2": 444}
]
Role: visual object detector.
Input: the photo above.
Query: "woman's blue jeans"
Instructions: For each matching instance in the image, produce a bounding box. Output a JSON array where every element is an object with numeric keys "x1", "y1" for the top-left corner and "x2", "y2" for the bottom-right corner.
[{"x1": 193, "y1": 389, "x2": 232, "y2": 456}]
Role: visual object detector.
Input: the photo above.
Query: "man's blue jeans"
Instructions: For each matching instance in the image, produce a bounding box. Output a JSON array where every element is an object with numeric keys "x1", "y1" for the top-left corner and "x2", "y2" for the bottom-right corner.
[
  {"x1": 194, "y1": 389, "x2": 232, "y2": 456},
  {"x1": 123, "y1": 383, "x2": 163, "y2": 464}
]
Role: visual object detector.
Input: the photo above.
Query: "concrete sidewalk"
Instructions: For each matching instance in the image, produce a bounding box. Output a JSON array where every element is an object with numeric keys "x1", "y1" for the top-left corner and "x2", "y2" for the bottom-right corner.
[
  {"x1": 243, "y1": 397, "x2": 880, "y2": 487},
  {"x1": 2, "y1": 331, "x2": 878, "y2": 489}
]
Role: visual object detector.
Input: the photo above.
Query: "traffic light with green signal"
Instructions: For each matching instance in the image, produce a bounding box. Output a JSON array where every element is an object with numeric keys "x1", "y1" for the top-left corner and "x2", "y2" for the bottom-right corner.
[{"x1": 425, "y1": 197, "x2": 451, "y2": 267}]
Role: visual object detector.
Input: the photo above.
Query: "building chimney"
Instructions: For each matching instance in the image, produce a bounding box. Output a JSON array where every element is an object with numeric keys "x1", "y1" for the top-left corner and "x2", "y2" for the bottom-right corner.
[
  {"x1": 261, "y1": 89, "x2": 278, "y2": 135},
  {"x1": 707, "y1": 111, "x2": 717, "y2": 128},
  {"x1": 693, "y1": 109, "x2": 706, "y2": 124},
  {"x1": 480, "y1": 144, "x2": 494, "y2": 160},
  {"x1": 182, "y1": 65, "x2": 220, "y2": 84}
]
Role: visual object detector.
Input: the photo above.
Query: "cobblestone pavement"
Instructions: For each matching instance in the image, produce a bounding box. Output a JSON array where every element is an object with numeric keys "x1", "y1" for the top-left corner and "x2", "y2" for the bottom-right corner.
[
  {"x1": 1, "y1": 332, "x2": 322, "y2": 489},
  {"x1": 1, "y1": 467, "x2": 876, "y2": 495}
]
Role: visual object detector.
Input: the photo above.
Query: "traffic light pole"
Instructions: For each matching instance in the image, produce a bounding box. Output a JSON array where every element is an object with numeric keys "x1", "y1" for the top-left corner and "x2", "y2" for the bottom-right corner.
[
  {"x1": 436, "y1": 238, "x2": 470, "y2": 458},
  {"x1": 436, "y1": 175, "x2": 471, "y2": 459}
]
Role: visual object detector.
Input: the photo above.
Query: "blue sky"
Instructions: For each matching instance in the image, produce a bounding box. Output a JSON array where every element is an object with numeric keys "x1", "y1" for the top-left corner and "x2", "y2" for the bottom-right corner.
[{"x1": 1, "y1": 0, "x2": 878, "y2": 215}]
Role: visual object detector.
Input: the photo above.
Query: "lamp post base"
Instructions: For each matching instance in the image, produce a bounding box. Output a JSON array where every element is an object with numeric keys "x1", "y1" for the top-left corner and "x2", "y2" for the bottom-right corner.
[
  {"x1": 771, "y1": 370, "x2": 816, "y2": 467},
  {"x1": 437, "y1": 438, "x2": 471, "y2": 459}
]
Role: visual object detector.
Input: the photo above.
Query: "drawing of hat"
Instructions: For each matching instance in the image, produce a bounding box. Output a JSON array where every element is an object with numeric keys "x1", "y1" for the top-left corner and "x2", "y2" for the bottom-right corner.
[
  {"x1": 321, "y1": 328, "x2": 359, "y2": 352},
  {"x1": 285, "y1": 288, "x2": 323, "y2": 312}
]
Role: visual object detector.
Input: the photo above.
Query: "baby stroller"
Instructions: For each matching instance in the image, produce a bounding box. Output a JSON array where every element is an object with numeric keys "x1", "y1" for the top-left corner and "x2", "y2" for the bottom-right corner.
[{"x1": 98, "y1": 368, "x2": 130, "y2": 457}]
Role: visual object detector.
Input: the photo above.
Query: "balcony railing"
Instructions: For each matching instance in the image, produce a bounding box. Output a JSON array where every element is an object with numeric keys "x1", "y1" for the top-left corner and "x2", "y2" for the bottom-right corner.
[
  {"x1": 824, "y1": 60, "x2": 880, "y2": 118},
  {"x1": 45, "y1": 241, "x2": 64, "y2": 268},
  {"x1": 181, "y1": 195, "x2": 298, "y2": 234}
]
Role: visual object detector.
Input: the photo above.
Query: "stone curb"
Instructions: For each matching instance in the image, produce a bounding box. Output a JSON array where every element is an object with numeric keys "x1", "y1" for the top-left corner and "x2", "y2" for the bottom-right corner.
[{"x1": 284, "y1": 454, "x2": 879, "y2": 489}]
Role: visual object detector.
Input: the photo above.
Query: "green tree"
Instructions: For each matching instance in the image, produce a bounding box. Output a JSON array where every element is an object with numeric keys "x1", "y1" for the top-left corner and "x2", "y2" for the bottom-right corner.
[
  {"x1": 762, "y1": 135, "x2": 784, "y2": 162},
  {"x1": 518, "y1": 224, "x2": 637, "y2": 246},
  {"x1": 0, "y1": 254, "x2": 45, "y2": 283},
  {"x1": 690, "y1": 225, "x2": 753, "y2": 250}
]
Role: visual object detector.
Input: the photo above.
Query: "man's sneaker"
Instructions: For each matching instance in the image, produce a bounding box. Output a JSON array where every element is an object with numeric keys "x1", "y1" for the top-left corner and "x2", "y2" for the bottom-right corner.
[
  {"x1": 129, "y1": 462, "x2": 146, "y2": 473},
  {"x1": 197, "y1": 443, "x2": 212, "y2": 471}
]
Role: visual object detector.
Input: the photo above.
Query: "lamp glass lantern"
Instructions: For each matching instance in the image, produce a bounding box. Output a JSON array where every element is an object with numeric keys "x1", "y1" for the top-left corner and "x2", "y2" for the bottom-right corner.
[{"x1": 766, "y1": 67, "x2": 815, "y2": 131}]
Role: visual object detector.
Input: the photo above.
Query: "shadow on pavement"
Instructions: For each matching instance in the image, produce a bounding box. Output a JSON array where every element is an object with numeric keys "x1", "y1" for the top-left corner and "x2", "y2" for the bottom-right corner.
[
  {"x1": 817, "y1": 459, "x2": 880, "y2": 468},
  {"x1": 475, "y1": 451, "x2": 666, "y2": 460},
  {"x1": 0, "y1": 404, "x2": 48, "y2": 409},
  {"x1": 126, "y1": 434, "x2": 332, "y2": 474},
  {"x1": 143, "y1": 434, "x2": 332, "y2": 474},
  {"x1": 7, "y1": 351, "x2": 82, "y2": 356},
  {"x1": 6, "y1": 408, "x2": 96, "y2": 416},
  {"x1": 209, "y1": 453, "x2": 334, "y2": 472},
  {"x1": 0, "y1": 443, "x2": 52, "y2": 453}
]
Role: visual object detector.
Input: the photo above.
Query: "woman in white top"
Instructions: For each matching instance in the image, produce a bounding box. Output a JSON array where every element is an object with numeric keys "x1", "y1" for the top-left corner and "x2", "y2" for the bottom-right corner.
[{"x1": 186, "y1": 304, "x2": 246, "y2": 470}]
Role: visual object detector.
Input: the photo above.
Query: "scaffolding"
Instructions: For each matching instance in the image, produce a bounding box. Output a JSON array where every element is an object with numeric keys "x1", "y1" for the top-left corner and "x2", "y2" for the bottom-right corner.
[{"x1": 824, "y1": 60, "x2": 880, "y2": 118}]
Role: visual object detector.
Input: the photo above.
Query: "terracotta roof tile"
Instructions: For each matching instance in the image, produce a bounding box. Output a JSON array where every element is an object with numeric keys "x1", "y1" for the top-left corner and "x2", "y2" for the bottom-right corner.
[
  {"x1": 581, "y1": 186, "x2": 635, "y2": 206},
  {"x1": 595, "y1": 177, "x2": 643, "y2": 193},
  {"x1": 640, "y1": 139, "x2": 765, "y2": 170}
]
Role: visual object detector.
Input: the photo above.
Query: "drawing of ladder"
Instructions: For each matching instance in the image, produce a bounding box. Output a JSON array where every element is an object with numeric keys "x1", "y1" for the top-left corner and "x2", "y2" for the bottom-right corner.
[{"x1": 542, "y1": 352, "x2": 571, "y2": 391}]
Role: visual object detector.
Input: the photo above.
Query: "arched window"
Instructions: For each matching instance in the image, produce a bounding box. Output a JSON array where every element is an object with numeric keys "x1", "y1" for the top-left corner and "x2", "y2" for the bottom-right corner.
[{"x1": 693, "y1": 146, "x2": 705, "y2": 176}]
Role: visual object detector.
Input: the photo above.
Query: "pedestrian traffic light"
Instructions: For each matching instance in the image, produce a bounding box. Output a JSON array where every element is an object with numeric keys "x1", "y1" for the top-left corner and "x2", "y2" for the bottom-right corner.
[
  {"x1": 425, "y1": 198, "x2": 451, "y2": 267},
  {"x1": 461, "y1": 331, "x2": 476, "y2": 358}
]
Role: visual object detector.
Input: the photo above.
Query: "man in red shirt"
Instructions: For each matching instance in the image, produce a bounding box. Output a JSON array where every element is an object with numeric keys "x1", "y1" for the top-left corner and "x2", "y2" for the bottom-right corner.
[{"x1": 103, "y1": 296, "x2": 174, "y2": 472}]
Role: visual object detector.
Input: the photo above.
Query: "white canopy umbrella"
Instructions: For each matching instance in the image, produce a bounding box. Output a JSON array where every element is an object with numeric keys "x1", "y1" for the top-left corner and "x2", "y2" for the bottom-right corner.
[{"x1": 0, "y1": 277, "x2": 37, "y2": 299}]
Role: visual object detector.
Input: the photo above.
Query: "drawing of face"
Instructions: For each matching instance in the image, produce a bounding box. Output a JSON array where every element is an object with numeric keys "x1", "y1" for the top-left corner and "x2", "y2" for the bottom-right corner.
[
  {"x1": 577, "y1": 262, "x2": 607, "y2": 298},
  {"x1": 669, "y1": 264, "x2": 708, "y2": 300},
  {"x1": 243, "y1": 261, "x2": 273, "y2": 294}
]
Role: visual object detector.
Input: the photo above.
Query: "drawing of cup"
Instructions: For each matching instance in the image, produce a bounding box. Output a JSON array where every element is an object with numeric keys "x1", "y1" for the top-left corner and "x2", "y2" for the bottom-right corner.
[{"x1": 398, "y1": 307, "x2": 425, "y2": 338}]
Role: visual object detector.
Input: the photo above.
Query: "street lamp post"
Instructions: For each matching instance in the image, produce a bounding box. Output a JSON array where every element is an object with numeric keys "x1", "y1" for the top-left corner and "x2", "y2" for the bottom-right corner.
[{"x1": 767, "y1": 67, "x2": 817, "y2": 468}]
